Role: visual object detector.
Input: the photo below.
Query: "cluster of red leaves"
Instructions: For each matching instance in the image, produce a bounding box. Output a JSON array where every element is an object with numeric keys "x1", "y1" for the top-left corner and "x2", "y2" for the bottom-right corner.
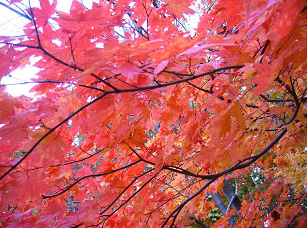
[{"x1": 0, "y1": 0, "x2": 307, "y2": 227}]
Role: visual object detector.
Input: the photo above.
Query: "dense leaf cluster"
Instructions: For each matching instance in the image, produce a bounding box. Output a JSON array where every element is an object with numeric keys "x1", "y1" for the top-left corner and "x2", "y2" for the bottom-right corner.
[{"x1": 0, "y1": 0, "x2": 307, "y2": 227}]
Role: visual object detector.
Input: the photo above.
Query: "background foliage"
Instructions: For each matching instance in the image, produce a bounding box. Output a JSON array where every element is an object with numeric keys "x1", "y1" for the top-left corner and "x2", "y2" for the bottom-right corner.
[{"x1": 0, "y1": 0, "x2": 307, "y2": 227}]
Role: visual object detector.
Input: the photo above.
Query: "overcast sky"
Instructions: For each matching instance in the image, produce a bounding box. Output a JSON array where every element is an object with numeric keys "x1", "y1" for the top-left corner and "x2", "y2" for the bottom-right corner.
[
  {"x1": 0, "y1": 0, "x2": 97, "y2": 96},
  {"x1": 0, "y1": 0, "x2": 199, "y2": 96}
]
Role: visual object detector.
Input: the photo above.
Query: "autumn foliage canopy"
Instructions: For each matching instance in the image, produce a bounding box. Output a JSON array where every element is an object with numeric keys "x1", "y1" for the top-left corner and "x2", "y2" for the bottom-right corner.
[{"x1": 1, "y1": 0, "x2": 307, "y2": 227}]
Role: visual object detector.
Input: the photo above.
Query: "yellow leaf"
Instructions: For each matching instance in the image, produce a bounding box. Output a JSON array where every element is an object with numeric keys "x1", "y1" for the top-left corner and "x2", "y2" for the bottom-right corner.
[
  {"x1": 269, "y1": 106, "x2": 289, "y2": 115},
  {"x1": 216, "y1": 113, "x2": 231, "y2": 138},
  {"x1": 216, "y1": 179, "x2": 224, "y2": 192},
  {"x1": 286, "y1": 122, "x2": 295, "y2": 132},
  {"x1": 154, "y1": 152, "x2": 164, "y2": 173},
  {"x1": 231, "y1": 101, "x2": 245, "y2": 130},
  {"x1": 296, "y1": 107, "x2": 307, "y2": 125}
]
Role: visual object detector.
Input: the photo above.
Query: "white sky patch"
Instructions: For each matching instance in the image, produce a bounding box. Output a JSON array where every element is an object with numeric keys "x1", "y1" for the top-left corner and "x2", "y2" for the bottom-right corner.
[
  {"x1": 1, "y1": 64, "x2": 40, "y2": 97},
  {"x1": 55, "y1": 0, "x2": 73, "y2": 12},
  {"x1": 52, "y1": 38, "x2": 62, "y2": 46},
  {"x1": 0, "y1": 0, "x2": 68, "y2": 97},
  {"x1": 0, "y1": 0, "x2": 101, "y2": 97},
  {"x1": 0, "y1": 4, "x2": 28, "y2": 37},
  {"x1": 0, "y1": 0, "x2": 201, "y2": 97}
]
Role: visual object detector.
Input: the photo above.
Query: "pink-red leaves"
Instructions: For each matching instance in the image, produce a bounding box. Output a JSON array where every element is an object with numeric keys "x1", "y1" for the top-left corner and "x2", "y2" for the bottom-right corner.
[
  {"x1": 1, "y1": 0, "x2": 307, "y2": 227},
  {"x1": 231, "y1": 101, "x2": 245, "y2": 130},
  {"x1": 154, "y1": 59, "x2": 169, "y2": 75}
]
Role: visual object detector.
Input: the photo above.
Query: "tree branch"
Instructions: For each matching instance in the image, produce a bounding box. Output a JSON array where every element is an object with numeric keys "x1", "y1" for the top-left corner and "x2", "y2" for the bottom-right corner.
[
  {"x1": 161, "y1": 179, "x2": 216, "y2": 227},
  {"x1": 0, "y1": 80, "x2": 105, "y2": 92},
  {"x1": 0, "y1": 92, "x2": 109, "y2": 181},
  {"x1": 42, "y1": 159, "x2": 142, "y2": 199},
  {"x1": 160, "y1": 127, "x2": 287, "y2": 227},
  {"x1": 0, "y1": 2, "x2": 31, "y2": 21},
  {"x1": 100, "y1": 170, "x2": 159, "y2": 225}
]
